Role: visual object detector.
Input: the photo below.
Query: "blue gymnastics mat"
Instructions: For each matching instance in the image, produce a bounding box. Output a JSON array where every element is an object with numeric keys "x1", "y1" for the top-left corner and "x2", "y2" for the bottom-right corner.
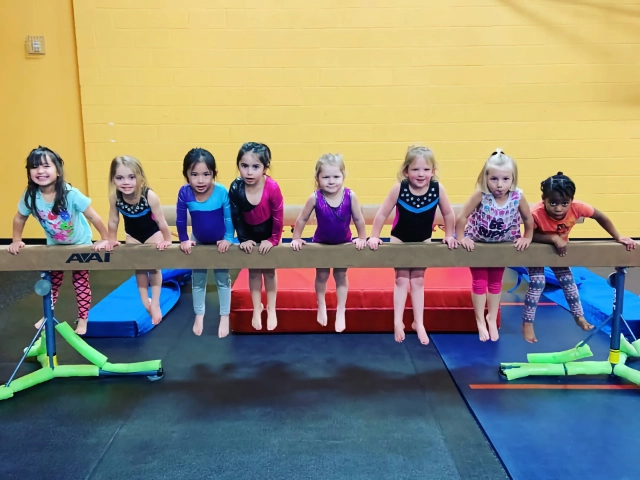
[
  {"x1": 431, "y1": 305, "x2": 640, "y2": 480},
  {"x1": 510, "y1": 266, "x2": 640, "y2": 336},
  {"x1": 85, "y1": 269, "x2": 191, "y2": 338}
]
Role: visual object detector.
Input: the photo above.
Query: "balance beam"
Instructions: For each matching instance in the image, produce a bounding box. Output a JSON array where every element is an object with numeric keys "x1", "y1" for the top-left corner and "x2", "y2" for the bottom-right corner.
[{"x1": 1, "y1": 241, "x2": 636, "y2": 272}]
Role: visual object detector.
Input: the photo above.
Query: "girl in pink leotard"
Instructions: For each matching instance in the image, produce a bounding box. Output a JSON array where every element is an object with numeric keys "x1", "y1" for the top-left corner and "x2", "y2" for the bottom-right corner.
[
  {"x1": 229, "y1": 142, "x2": 284, "y2": 332},
  {"x1": 290, "y1": 154, "x2": 367, "y2": 332}
]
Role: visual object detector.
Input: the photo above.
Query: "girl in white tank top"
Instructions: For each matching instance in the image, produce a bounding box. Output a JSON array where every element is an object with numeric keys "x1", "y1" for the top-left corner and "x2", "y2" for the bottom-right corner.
[{"x1": 455, "y1": 149, "x2": 535, "y2": 343}]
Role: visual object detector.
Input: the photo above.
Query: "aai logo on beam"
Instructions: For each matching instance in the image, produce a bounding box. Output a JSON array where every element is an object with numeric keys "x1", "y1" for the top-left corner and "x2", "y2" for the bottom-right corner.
[{"x1": 65, "y1": 252, "x2": 112, "y2": 264}]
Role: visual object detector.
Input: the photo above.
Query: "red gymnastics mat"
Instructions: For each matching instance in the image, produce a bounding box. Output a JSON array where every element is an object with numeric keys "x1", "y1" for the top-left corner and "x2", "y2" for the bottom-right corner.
[{"x1": 229, "y1": 268, "x2": 500, "y2": 333}]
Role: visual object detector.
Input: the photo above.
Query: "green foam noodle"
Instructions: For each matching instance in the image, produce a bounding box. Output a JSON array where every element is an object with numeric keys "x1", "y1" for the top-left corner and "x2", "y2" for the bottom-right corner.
[
  {"x1": 53, "y1": 365, "x2": 100, "y2": 377},
  {"x1": 620, "y1": 336, "x2": 640, "y2": 358},
  {"x1": 0, "y1": 386, "x2": 14, "y2": 401},
  {"x1": 527, "y1": 344, "x2": 592, "y2": 364},
  {"x1": 613, "y1": 364, "x2": 640, "y2": 386},
  {"x1": 25, "y1": 336, "x2": 46, "y2": 357},
  {"x1": 9, "y1": 368, "x2": 54, "y2": 393},
  {"x1": 102, "y1": 360, "x2": 162, "y2": 374},
  {"x1": 502, "y1": 363, "x2": 566, "y2": 381},
  {"x1": 55, "y1": 322, "x2": 108, "y2": 367},
  {"x1": 564, "y1": 361, "x2": 612, "y2": 376},
  {"x1": 37, "y1": 353, "x2": 49, "y2": 368}
]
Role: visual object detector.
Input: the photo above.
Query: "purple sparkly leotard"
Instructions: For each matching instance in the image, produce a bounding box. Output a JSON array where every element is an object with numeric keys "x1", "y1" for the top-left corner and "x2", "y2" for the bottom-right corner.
[{"x1": 312, "y1": 188, "x2": 353, "y2": 245}]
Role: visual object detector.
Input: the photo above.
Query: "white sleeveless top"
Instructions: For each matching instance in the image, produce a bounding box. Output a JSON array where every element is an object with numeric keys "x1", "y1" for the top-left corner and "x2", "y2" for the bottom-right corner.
[{"x1": 463, "y1": 188, "x2": 523, "y2": 242}]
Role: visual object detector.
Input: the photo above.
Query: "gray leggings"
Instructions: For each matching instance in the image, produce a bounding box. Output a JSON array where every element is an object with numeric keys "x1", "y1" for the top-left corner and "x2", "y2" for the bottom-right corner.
[{"x1": 192, "y1": 269, "x2": 231, "y2": 316}]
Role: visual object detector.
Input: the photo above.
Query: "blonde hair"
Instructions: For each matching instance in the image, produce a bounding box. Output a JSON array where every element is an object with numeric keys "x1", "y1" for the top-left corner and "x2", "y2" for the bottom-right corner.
[
  {"x1": 108, "y1": 155, "x2": 150, "y2": 202},
  {"x1": 315, "y1": 153, "x2": 346, "y2": 189},
  {"x1": 397, "y1": 145, "x2": 439, "y2": 182},
  {"x1": 476, "y1": 149, "x2": 518, "y2": 194}
]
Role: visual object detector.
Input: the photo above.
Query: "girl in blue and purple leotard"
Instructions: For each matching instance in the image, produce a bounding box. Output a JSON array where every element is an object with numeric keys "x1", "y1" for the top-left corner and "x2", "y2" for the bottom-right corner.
[
  {"x1": 176, "y1": 148, "x2": 235, "y2": 339},
  {"x1": 291, "y1": 153, "x2": 367, "y2": 332}
]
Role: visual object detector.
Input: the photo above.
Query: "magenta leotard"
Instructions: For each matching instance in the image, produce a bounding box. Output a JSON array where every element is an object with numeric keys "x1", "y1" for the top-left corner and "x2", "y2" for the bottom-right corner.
[
  {"x1": 312, "y1": 188, "x2": 353, "y2": 245},
  {"x1": 229, "y1": 175, "x2": 284, "y2": 246}
]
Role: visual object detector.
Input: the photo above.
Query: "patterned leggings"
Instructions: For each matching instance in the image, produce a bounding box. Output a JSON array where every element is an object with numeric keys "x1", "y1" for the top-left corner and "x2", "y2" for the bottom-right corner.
[
  {"x1": 522, "y1": 267, "x2": 583, "y2": 323},
  {"x1": 50, "y1": 270, "x2": 92, "y2": 320}
]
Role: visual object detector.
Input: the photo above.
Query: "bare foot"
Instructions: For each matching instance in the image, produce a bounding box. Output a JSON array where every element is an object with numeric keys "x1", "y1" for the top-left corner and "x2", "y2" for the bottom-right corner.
[
  {"x1": 574, "y1": 316, "x2": 594, "y2": 331},
  {"x1": 522, "y1": 322, "x2": 537, "y2": 343},
  {"x1": 143, "y1": 297, "x2": 152, "y2": 316},
  {"x1": 252, "y1": 304, "x2": 264, "y2": 331},
  {"x1": 394, "y1": 322, "x2": 405, "y2": 343},
  {"x1": 412, "y1": 321, "x2": 430, "y2": 345},
  {"x1": 335, "y1": 308, "x2": 346, "y2": 333},
  {"x1": 75, "y1": 318, "x2": 88, "y2": 335},
  {"x1": 476, "y1": 317, "x2": 490, "y2": 342},
  {"x1": 193, "y1": 314, "x2": 204, "y2": 336},
  {"x1": 150, "y1": 301, "x2": 163, "y2": 325},
  {"x1": 267, "y1": 305, "x2": 278, "y2": 331},
  {"x1": 218, "y1": 314, "x2": 230, "y2": 338},
  {"x1": 317, "y1": 302, "x2": 328, "y2": 327},
  {"x1": 486, "y1": 313, "x2": 499, "y2": 342},
  {"x1": 34, "y1": 317, "x2": 44, "y2": 329}
]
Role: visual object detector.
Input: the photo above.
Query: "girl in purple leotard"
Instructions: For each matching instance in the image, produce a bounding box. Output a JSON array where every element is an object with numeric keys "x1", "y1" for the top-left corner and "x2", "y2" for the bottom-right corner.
[{"x1": 291, "y1": 153, "x2": 367, "y2": 333}]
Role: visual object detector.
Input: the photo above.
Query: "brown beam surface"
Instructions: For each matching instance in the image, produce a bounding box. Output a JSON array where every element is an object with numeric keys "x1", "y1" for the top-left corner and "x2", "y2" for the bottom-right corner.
[{"x1": 0, "y1": 241, "x2": 637, "y2": 271}]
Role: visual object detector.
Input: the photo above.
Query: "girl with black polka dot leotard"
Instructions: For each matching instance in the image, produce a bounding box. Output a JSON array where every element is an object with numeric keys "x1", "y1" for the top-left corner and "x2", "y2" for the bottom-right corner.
[{"x1": 368, "y1": 145, "x2": 458, "y2": 347}]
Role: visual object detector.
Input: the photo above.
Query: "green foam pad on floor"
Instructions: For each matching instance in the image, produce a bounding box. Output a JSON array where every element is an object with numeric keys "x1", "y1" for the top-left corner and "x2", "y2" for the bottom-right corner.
[
  {"x1": 527, "y1": 343, "x2": 592, "y2": 364},
  {"x1": 0, "y1": 386, "x2": 14, "y2": 400},
  {"x1": 53, "y1": 365, "x2": 100, "y2": 377},
  {"x1": 564, "y1": 361, "x2": 612, "y2": 376},
  {"x1": 9, "y1": 368, "x2": 55, "y2": 393},
  {"x1": 102, "y1": 360, "x2": 161, "y2": 374},
  {"x1": 502, "y1": 363, "x2": 566, "y2": 380}
]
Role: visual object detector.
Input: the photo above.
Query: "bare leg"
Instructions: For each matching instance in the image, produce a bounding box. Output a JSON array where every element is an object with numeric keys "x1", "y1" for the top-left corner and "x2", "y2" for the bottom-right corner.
[
  {"x1": 393, "y1": 268, "x2": 410, "y2": 343},
  {"x1": 143, "y1": 231, "x2": 166, "y2": 325},
  {"x1": 315, "y1": 268, "x2": 331, "y2": 327},
  {"x1": 148, "y1": 270, "x2": 163, "y2": 325},
  {"x1": 409, "y1": 268, "x2": 429, "y2": 345},
  {"x1": 135, "y1": 270, "x2": 152, "y2": 315},
  {"x1": 472, "y1": 293, "x2": 490, "y2": 342},
  {"x1": 486, "y1": 292, "x2": 501, "y2": 341},
  {"x1": 333, "y1": 268, "x2": 348, "y2": 333},
  {"x1": 248, "y1": 269, "x2": 264, "y2": 331},
  {"x1": 264, "y1": 269, "x2": 278, "y2": 331}
]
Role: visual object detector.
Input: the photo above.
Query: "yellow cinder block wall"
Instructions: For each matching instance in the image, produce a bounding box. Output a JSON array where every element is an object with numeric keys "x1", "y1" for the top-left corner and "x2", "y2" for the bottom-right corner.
[
  {"x1": 15, "y1": 0, "x2": 640, "y2": 240},
  {"x1": 0, "y1": 0, "x2": 87, "y2": 239}
]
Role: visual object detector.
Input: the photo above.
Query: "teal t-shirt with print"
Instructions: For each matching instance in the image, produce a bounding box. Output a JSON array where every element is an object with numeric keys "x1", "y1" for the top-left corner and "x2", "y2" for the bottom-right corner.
[{"x1": 18, "y1": 184, "x2": 93, "y2": 246}]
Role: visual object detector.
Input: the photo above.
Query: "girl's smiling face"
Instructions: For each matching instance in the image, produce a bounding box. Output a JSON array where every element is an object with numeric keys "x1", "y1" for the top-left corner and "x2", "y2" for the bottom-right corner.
[
  {"x1": 404, "y1": 155, "x2": 434, "y2": 190},
  {"x1": 30, "y1": 153, "x2": 58, "y2": 187},
  {"x1": 113, "y1": 165, "x2": 137, "y2": 196}
]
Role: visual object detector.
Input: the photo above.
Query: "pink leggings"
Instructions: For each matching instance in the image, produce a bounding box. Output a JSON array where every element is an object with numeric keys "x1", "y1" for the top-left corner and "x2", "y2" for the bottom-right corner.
[{"x1": 470, "y1": 267, "x2": 505, "y2": 295}]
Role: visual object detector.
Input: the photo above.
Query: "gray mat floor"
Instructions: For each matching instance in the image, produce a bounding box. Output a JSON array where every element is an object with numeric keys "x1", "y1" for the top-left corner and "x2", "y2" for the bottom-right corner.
[{"x1": 0, "y1": 270, "x2": 507, "y2": 480}]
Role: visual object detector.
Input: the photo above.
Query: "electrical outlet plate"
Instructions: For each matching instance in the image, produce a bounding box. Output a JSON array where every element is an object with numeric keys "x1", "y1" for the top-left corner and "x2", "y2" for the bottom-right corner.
[{"x1": 25, "y1": 35, "x2": 46, "y2": 55}]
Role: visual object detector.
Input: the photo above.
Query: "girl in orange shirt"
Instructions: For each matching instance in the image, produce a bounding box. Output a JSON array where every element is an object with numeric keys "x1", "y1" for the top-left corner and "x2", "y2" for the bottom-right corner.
[{"x1": 522, "y1": 172, "x2": 637, "y2": 343}]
